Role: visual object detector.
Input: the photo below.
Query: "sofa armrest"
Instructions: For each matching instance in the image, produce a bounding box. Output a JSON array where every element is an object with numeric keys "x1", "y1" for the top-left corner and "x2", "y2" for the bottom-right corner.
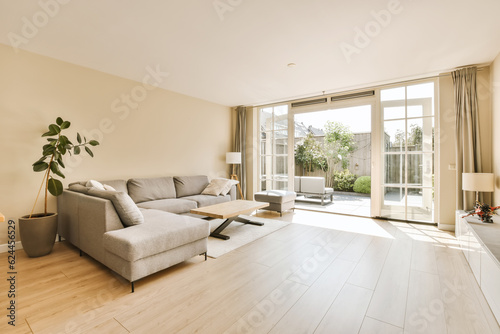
[
  {"x1": 229, "y1": 184, "x2": 237, "y2": 201},
  {"x1": 58, "y1": 190, "x2": 124, "y2": 263}
]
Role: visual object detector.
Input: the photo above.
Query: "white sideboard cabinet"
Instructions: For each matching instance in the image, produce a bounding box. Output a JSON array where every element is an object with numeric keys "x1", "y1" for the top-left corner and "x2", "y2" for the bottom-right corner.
[{"x1": 456, "y1": 210, "x2": 500, "y2": 323}]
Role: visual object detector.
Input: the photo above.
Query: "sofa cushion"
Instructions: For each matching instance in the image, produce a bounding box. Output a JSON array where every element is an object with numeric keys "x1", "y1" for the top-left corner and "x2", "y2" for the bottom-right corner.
[
  {"x1": 182, "y1": 194, "x2": 231, "y2": 207},
  {"x1": 86, "y1": 179, "x2": 105, "y2": 190},
  {"x1": 127, "y1": 177, "x2": 176, "y2": 203},
  {"x1": 201, "y1": 179, "x2": 228, "y2": 196},
  {"x1": 137, "y1": 198, "x2": 198, "y2": 214},
  {"x1": 100, "y1": 179, "x2": 128, "y2": 193},
  {"x1": 103, "y1": 209, "x2": 209, "y2": 262},
  {"x1": 174, "y1": 175, "x2": 209, "y2": 198},
  {"x1": 87, "y1": 188, "x2": 144, "y2": 226},
  {"x1": 218, "y1": 178, "x2": 239, "y2": 195},
  {"x1": 68, "y1": 184, "x2": 144, "y2": 226}
]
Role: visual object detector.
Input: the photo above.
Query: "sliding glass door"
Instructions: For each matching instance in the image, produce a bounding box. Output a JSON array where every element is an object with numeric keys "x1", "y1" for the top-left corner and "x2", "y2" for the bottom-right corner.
[
  {"x1": 379, "y1": 82, "x2": 435, "y2": 222},
  {"x1": 260, "y1": 105, "x2": 289, "y2": 190}
]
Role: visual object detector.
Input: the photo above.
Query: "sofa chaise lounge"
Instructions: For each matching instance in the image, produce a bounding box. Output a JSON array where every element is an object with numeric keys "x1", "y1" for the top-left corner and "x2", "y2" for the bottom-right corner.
[{"x1": 57, "y1": 175, "x2": 236, "y2": 292}]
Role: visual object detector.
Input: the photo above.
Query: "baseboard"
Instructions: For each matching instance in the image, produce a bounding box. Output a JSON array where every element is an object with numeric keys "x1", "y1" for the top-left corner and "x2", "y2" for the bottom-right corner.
[
  {"x1": 438, "y1": 222, "x2": 455, "y2": 232},
  {"x1": 0, "y1": 241, "x2": 23, "y2": 253}
]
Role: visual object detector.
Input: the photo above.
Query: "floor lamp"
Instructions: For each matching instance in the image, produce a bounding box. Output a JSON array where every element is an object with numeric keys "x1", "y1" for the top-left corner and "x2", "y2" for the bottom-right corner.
[{"x1": 226, "y1": 152, "x2": 244, "y2": 200}]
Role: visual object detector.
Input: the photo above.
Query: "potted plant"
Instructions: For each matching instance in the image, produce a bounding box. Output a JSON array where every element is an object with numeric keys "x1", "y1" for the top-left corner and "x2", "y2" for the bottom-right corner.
[{"x1": 19, "y1": 117, "x2": 99, "y2": 257}]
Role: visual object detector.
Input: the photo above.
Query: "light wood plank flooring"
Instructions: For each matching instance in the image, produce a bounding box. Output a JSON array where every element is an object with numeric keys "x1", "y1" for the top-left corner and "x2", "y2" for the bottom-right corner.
[{"x1": 1, "y1": 209, "x2": 500, "y2": 333}]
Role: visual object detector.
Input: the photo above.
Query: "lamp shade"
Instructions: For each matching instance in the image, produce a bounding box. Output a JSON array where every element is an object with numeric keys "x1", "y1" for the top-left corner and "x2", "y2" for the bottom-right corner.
[
  {"x1": 226, "y1": 152, "x2": 241, "y2": 164},
  {"x1": 462, "y1": 173, "x2": 495, "y2": 192}
]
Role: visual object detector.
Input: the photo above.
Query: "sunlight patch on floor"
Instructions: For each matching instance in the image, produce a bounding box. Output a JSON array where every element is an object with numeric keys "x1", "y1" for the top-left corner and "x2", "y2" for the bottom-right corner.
[{"x1": 291, "y1": 209, "x2": 395, "y2": 239}]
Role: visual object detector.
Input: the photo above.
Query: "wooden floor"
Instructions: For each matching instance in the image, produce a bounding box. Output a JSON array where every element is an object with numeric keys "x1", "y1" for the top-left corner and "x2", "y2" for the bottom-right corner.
[{"x1": 2, "y1": 209, "x2": 500, "y2": 333}]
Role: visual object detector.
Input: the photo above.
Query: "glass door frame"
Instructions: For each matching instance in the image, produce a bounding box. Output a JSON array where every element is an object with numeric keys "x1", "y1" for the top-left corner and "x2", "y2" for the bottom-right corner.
[
  {"x1": 289, "y1": 96, "x2": 377, "y2": 217},
  {"x1": 374, "y1": 78, "x2": 439, "y2": 223}
]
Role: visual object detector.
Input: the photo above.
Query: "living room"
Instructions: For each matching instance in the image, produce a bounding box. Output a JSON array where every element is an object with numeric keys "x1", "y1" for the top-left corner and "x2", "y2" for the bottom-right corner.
[{"x1": 1, "y1": 1, "x2": 500, "y2": 333}]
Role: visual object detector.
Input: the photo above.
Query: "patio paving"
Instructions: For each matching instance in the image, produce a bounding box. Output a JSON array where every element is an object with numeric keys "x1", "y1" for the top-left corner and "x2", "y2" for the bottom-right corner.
[{"x1": 295, "y1": 192, "x2": 371, "y2": 217}]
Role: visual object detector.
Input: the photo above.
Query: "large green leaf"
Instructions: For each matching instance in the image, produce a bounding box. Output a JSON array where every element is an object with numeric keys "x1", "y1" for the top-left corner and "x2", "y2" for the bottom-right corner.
[
  {"x1": 57, "y1": 157, "x2": 65, "y2": 169},
  {"x1": 77, "y1": 133, "x2": 82, "y2": 144},
  {"x1": 43, "y1": 146, "x2": 56, "y2": 156},
  {"x1": 48, "y1": 178, "x2": 63, "y2": 196},
  {"x1": 42, "y1": 130, "x2": 56, "y2": 137},
  {"x1": 56, "y1": 117, "x2": 63, "y2": 126},
  {"x1": 58, "y1": 143, "x2": 67, "y2": 155},
  {"x1": 33, "y1": 161, "x2": 49, "y2": 172},
  {"x1": 89, "y1": 140, "x2": 99, "y2": 146},
  {"x1": 48, "y1": 124, "x2": 61, "y2": 135},
  {"x1": 59, "y1": 135, "x2": 68, "y2": 147},
  {"x1": 60, "y1": 121, "x2": 70, "y2": 129},
  {"x1": 50, "y1": 162, "x2": 65, "y2": 178},
  {"x1": 74, "y1": 146, "x2": 81, "y2": 155},
  {"x1": 85, "y1": 146, "x2": 94, "y2": 157}
]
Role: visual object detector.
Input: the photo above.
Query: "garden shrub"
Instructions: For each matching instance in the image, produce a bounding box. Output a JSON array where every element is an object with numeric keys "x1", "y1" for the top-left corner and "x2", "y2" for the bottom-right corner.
[
  {"x1": 353, "y1": 176, "x2": 371, "y2": 194},
  {"x1": 333, "y1": 169, "x2": 357, "y2": 192}
]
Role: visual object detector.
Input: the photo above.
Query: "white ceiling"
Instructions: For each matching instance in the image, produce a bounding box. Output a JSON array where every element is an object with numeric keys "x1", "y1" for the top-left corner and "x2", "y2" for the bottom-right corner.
[{"x1": 2, "y1": 0, "x2": 500, "y2": 107}]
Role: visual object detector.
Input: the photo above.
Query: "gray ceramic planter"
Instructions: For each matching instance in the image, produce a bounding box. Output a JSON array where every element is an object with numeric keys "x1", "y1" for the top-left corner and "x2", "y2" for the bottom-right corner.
[{"x1": 19, "y1": 213, "x2": 58, "y2": 257}]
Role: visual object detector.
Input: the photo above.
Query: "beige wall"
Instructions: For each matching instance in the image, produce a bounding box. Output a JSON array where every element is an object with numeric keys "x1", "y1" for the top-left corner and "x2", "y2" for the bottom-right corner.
[
  {"x1": 437, "y1": 68, "x2": 492, "y2": 230},
  {"x1": 0, "y1": 44, "x2": 232, "y2": 246},
  {"x1": 492, "y1": 53, "x2": 500, "y2": 204}
]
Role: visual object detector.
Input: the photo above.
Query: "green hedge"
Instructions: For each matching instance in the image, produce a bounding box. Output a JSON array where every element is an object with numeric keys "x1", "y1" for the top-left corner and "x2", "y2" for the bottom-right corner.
[
  {"x1": 333, "y1": 170, "x2": 357, "y2": 192},
  {"x1": 353, "y1": 176, "x2": 371, "y2": 194}
]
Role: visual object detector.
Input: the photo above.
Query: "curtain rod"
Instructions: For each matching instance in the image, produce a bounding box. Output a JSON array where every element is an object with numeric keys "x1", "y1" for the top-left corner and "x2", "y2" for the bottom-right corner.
[{"x1": 253, "y1": 65, "x2": 488, "y2": 108}]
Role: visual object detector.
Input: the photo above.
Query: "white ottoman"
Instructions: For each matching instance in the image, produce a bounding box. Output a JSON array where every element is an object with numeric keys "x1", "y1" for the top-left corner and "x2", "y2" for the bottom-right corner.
[{"x1": 254, "y1": 190, "x2": 296, "y2": 216}]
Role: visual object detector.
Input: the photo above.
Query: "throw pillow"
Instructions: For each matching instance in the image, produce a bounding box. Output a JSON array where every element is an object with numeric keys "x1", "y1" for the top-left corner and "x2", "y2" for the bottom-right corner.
[
  {"x1": 103, "y1": 184, "x2": 117, "y2": 191},
  {"x1": 86, "y1": 179, "x2": 106, "y2": 191},
  {"x1": 201, "y1": 179, "x2": 230, "y2": 196},
  {"x1": 87, "y1": 188, "x2": 144, "y2": 226},
  {"x1": 218, "y1": 178, "x2": 239, "y2": 195}
]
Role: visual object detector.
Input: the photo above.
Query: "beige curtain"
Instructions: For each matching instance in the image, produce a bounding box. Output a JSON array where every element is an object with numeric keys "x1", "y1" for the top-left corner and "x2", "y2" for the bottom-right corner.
[
  {"x1": 235, "y1": 106, "x2": 246, "y2": 198},
  {"x1": 453, "y1": 66, "x2": 482, "y2": 210}
]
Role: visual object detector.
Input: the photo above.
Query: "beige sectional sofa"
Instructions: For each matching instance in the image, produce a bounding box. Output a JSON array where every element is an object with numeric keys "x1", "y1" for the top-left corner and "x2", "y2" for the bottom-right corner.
[{"x1": 57, "y1": 175, "x2": 236, "y2": 292}]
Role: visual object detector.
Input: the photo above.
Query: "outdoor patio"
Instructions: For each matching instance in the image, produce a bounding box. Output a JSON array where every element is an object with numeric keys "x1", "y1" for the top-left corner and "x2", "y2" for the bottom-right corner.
[{"x1": 295, "y1": 191, "x2": 371, "y2": 217}]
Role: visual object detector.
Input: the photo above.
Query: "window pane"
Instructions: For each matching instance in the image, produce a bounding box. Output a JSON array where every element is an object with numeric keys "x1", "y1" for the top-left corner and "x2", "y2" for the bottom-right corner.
[
  {"x1": 407, "y1": 187, "x2": 433, "y2": 222},
  {"x1": 383, "y1": 106, "x2": 405, "y2": 120},
  {"x1": 384, "y1": 154, "x2": 405, "y2": 185},
  {"x1": 383, "y1": 187, "x2": 405, "y2": 206},
  {"x1": 407, "y1": 82, "x2": 434, "y2": 100},
  {"x1": 274, "y1": 180, "x2": 288, "y2": 191},
  {"x1": 381, "y1": 87, "x2": 405, "y2": 101},
  {"x1": 407, "y1": 118, "x2": 434, "y2": 151},
  {"x1": 384, "y1": 120, "x2": 405, "y2": 152},
  {"x1": 406, "y1": 153, "x2": 433, "y2": 187},
  {"x1": 274, "y1": 138, "x2": 287, "y2": 155},
  {"x1": 407, "y1": 105, "x2": 423, "y2": 118},
  {"x1": 275, "y1": 156, "x2": 288, "y2": 176},
  {"x1": 274, "y1": 105, "x2": 288, "y2": 116},
  {"x1": 260, "y1": 108, "x2": 273, "y2": 132},
  {"x1": 260, "y1": 140, "x2": 267, "y2": 155},
  {"x1": 274, "y1": 113, "x2": 288, "y2": 130},
  {"x1": 261, "y1": 155, "x2": 272, "y2": 178},
  {"x1": 275, "y1": 130, "x2": 287, "y2": 139}
]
